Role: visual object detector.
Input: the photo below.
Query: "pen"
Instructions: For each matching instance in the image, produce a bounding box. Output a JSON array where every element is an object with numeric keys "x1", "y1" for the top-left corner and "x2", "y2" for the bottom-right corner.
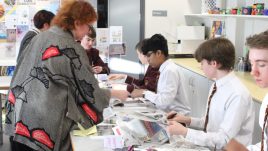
[{"x1": 166, "y1": 112, "x2": 177, "y2": 119}]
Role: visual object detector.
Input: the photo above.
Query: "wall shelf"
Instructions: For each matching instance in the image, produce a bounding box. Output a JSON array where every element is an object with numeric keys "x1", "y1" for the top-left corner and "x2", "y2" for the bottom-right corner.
[{"x1": 185, "y1": 14, "x2": 268, "y2": 20}]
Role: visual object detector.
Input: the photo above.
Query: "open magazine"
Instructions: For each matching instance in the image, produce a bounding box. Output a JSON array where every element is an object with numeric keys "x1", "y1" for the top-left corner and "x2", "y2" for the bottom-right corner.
[{"x1": 113, "y1": 118, "x2": 169, "y2": 146}]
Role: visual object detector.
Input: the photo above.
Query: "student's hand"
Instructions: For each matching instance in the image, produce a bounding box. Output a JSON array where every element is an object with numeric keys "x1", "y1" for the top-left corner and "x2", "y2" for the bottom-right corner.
[
  {"x1": 108, "y1": 74, "x2": 126, "y2": 80},
  {"x1": 92, "y1": 66, "x2": 103, "y2": 74},
  {"x1": 224, "y1": 139, "x2": 248, "y2": 151},
  {"x1": 166, "y1": 121, "x2": 187, "y2": 137},
  {"x1": 130, "y1": 89, "x2": 145, "y2": 98},
  {"x1": 166, "y1": 111, "x2": 191, "y2": 126},
  {"x1": 110, "y1": 90, "x2": 130, "y2": 101}
]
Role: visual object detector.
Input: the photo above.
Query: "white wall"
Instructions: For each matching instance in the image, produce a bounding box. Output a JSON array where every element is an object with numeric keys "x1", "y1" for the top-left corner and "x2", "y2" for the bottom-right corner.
[{"x1": 144, "y1": 0, "x2": 201, "y2": 43}]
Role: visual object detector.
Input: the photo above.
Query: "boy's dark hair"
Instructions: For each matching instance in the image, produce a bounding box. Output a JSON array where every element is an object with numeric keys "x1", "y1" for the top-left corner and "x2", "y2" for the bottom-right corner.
[
  {"x1": 246, "y1": 30, "x2": 268, "y2": 50},
  {"x1": 141, "y1": 34, "x2": 169, "y2": 57},
  {"x1": 135, "y1": 38, "x2": 148, "y2": 53},
  {"x1": 33, "y1": 10, "x2": 55, "y2": 29},
  {"x1": 87, "y1": 25, "x2": 96, "y2": 38},
  {"x1": 194, "y1": 38, "x2": 235, "y2": 70}
]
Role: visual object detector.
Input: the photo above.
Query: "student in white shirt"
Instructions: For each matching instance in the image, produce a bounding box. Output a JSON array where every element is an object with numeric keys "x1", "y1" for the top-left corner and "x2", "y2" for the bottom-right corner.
[
  {"x1": 166, "y1": 38, "x2": 255, "y2": 150},
  {"x1": 131, "y1": 34, "x2": 190, "y2": 115},
  {"x1": 225, "y1": 30, "x2": 268, "y2": 151}
]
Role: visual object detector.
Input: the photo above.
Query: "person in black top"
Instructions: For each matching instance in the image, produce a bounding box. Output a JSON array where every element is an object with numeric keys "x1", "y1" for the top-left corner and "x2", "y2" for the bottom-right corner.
[{"x1": 17, "y1": 9, "x2": 54, "y2": 63}]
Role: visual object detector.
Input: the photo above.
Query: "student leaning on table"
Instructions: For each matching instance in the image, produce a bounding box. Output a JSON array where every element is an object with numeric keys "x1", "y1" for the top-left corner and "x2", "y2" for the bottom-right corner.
[
  {"x1": 166, "y1": 38, "x2": 255, "y2": 150},
  {"x1": 225, "y1": 30, "x2": 268, "y2": 151},
  {"x1": 5, "y1": 1, "x2": 129, "y2": 151},
  {"x1": 80, "y1": 25, "x2": 110, "y2": 74},
  {"x1": 131, "y1": 34, "x2": 191, "y2": 115},
  {"x1": 108, "y1": 39, "x2": 160, "y2": 93}
]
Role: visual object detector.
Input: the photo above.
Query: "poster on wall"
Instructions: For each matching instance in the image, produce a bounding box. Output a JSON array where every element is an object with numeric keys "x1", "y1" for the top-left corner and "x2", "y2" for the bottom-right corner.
[
  {"x1": 109, "y1": 26, "x2": 123, "y2": 44},
  {"x1": 17, "y1": 0, "x2": 36, "y2": 5},
  {"x1": 96, "y1": 28, "x2": 109, "y2": 46},
  {"x1": 16, "y1": 25, "x2": 28, "y2": 40},
  {"x1": 7, "y1": 29, "x2": 16, "y2": 42},
  {"x1": 5, "y1": 14, "x2": 16, "y2": 29},
  {"x1": 210, "y1": 20, "x2": 225, "y2": 38},
  {"x1": 0, "y1": 21, "x2": 7, "y2": 39},
  {"x1": 16, "y1": 5, "x2": 29, "y2": 25},
  {"x1": 109, "y1": 43, "x2": 126, "y2": 56},
  {"x1": 0, "y1": 42, "x2": 16, "y2": 58},
  {"x1": 96, "y1": 45, "x2": 109, "y2": 64}
]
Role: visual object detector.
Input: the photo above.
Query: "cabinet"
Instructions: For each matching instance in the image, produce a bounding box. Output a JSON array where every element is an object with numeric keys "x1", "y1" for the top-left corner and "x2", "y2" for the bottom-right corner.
[
  {"x1": 184, "y1": 0, "x2": 268, "y2": 58},
  {"x1": 177, "y1": 65, "x2": 213, "y2": 118}
]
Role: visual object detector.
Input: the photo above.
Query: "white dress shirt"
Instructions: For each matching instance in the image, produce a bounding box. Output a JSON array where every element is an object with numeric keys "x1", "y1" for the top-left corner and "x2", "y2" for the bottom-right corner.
[
  {"x1": 248, "y1": 93, "x2": 268, "y2": 151},
  {"x1": 186, "y1": 72, "x2": 255, "y2": 149},
  {"x1": 144, "y1": 59, "x2": 191, "y2": 115}
]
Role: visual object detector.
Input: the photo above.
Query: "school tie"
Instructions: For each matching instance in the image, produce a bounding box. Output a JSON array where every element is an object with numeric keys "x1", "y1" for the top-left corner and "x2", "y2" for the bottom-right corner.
[
  {"x1": 203, "y1": 83, "x2": 217, "y2": 132},
  {"x1": 261, "y1": 105, "x2": 268, "y2": 151}
]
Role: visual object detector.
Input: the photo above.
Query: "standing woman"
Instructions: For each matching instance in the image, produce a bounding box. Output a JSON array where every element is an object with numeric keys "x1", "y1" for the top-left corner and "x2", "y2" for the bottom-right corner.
[{"x1": 5, "y1": 1, "x2": 129, "y2": 151}]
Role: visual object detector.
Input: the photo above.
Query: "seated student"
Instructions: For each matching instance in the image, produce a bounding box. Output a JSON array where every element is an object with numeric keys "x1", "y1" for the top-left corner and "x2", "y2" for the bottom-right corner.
[
  {"x1": 132, "y1": 34, "x2": 190, "y2": 115},
  {"x1": 225, "y1": 30, "x2": 268, "y2": 151},
  {"x1": 109, "y1": 39, "x2": 160, "y2": 93},
  {"x1": 17, "y1": 9, "x2": 55, "y2": 63},
  {"x1": 81, "y1": 25, "x2": 110, "y2": 74},
  {"x1": 166, "y1": 38, "x2": 255, "y2": 150}
]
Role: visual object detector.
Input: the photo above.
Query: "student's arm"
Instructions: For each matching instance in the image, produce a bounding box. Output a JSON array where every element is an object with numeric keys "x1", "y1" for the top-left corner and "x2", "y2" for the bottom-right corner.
[
  {"x1": 92, "y1": 49, "x2": 110, "y2": 74},
  {"x1": 224, "y1": 139, "x2": 249, "y2": 151},
  {"x1": 143, "y1": 68, "x2": 179, "y2": 107},
  {"x1": 185, "y1": 94, "x2": 254, "y2": 149}
]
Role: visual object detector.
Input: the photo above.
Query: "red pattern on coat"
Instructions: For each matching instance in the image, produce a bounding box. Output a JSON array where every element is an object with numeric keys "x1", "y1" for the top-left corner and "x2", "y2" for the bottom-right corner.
[
  {"x1": 8, "y1": 91, "x2": 15, "y2": 105},
  {"x1": 42, "y1": 46, "x2": 61, "y2": 60},
  {"x1": 15, "y1": 122, "x2": 30, "y2": 138},
  {"x1": 81, "y1": 103, "x2": 98, "y2": 123},
  {"x1": 32, "y1": 129, "x2": 54, "y2": 149}
]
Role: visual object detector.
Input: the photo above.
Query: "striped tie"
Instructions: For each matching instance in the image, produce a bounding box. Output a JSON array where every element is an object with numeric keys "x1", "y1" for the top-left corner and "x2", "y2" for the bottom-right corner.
[
  {"x1": 203, "y1": 83, "x2": 217, "y2": 132},
  {"x1": 261, "y1": 105, "x2": 268, "y2": 151}
]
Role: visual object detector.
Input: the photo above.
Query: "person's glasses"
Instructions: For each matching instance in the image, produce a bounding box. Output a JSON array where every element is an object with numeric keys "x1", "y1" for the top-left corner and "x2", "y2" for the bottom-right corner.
[{"x1": 146, "y1": 51, "x2": 154, "y2": 57}]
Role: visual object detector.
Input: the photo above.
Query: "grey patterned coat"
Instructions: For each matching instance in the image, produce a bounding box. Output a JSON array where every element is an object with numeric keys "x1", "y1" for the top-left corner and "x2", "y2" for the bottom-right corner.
[{"x1": 5, "y1": 26, "x2": 110, "y2": 151}]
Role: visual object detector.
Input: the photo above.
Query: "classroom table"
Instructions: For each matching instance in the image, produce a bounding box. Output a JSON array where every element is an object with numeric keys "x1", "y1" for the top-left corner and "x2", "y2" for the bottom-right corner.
[{"x1": 71, "y1": 99, "x2": 210, "y2": 151}]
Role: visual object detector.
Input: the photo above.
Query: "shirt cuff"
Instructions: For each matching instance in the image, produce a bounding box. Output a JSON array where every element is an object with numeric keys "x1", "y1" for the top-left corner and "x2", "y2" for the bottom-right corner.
[
  {"x1": 185, "y1": 128, "x2": 198, "y2": 142},
  {"x1": 190, "y1": 117, "x2": 202, "y2": 127},
  {"x1": 124, "y1": 75, "x2": 132, "y2": 84},
  {"x1": 144, "y1": 90, "x2": 157, "y2": 103}
]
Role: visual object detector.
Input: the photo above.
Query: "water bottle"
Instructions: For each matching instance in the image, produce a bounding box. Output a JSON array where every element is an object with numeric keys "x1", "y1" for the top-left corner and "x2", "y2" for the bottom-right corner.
[{"x1": 237, "y1": 57, "x2": 245, "y2": 72}]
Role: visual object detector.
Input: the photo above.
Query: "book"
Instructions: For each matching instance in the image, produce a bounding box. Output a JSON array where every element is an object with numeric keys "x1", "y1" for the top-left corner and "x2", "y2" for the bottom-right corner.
[{"x1": 210, "y1": 20, "x2": 225, "y2": 38}]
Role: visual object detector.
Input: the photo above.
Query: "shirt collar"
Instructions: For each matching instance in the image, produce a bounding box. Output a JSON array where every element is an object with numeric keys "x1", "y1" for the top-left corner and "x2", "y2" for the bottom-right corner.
[
  {"x1": 31, "y1": 27, "x2": 40, "y2": 34},
  {"x1": 159, "y1": 59, "x2": 170, "y2": 73},
  {"x1": 215, "y1": 71, "x2": 235, "y2": 88}
]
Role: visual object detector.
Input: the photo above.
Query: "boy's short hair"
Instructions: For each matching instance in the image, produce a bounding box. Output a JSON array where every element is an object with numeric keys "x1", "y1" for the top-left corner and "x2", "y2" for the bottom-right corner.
[
  {"x1": 33, "y1": 10, "x2": 55, "y2": 29},
  {"x1": 246, "y1": 30, "x2": 268, "y2": 50},
  {"x1": 87, "y1": 25, "x2": 96, "y2": 38},
  {"x1": 194, "y1": 38, "x2": 235, "y2": 70},
  {"x1": 141, "y1": 34, "x2": 169, "y2": 57}
]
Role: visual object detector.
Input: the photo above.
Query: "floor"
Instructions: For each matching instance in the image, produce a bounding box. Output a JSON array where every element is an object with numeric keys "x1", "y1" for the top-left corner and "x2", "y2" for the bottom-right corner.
[{"x1": 0, "y1": 134, "x2": 11, "y2": 151}]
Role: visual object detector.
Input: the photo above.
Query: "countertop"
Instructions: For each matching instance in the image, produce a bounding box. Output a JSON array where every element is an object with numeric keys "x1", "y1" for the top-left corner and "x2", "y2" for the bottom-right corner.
[{"x1": 171, "y1": 58, "x2": 268, "y2": 103}]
